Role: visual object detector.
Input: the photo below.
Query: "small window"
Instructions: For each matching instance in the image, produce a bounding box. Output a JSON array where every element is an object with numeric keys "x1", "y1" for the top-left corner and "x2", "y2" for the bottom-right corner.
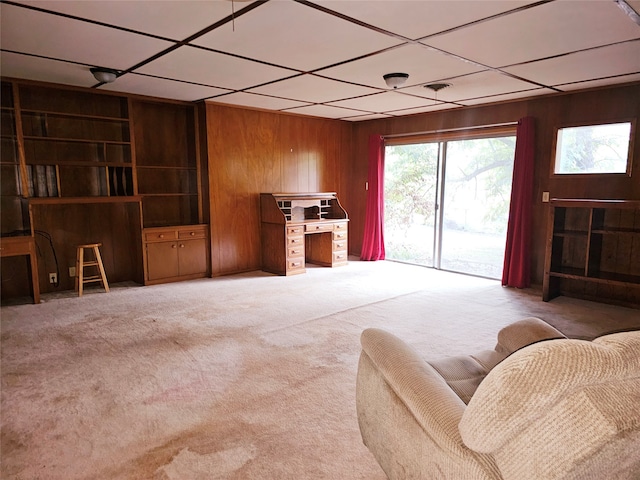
[{"x1": 553, "y1": 121, "x2": 633, "y2": 175}]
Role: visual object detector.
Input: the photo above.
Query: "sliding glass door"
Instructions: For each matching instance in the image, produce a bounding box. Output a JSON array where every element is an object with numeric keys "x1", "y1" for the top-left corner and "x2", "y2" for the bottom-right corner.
[{"x1": 384, "y1": 134, "x2": 516, "y2": 279}]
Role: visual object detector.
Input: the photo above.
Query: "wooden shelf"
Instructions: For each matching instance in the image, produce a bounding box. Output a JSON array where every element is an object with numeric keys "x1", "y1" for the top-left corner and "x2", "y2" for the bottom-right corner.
[
  {"x1": 20, "y1": 109, "x2": 128, "y2": 122},
  {"x1": 23, "y1": 135, "x2": 130, "y2": 145},
  {"x1": 543, "y1": 199, "x2": 640, "y2": 307}
]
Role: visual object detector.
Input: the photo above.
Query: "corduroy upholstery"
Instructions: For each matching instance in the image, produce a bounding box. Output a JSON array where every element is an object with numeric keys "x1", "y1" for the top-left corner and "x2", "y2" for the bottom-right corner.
[{"x1": 356, "y1": 318, "x2": 640, "y2": 480}]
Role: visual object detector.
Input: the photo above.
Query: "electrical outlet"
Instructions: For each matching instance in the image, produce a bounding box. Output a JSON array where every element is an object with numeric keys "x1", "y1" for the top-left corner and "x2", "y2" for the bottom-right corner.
[
  {"x1": 69, "y1": 266, "x2": 76, "y2": 277},
  {"x1": 49, "y1": 272, "x2": 57, "y2": 284},
  {"x1": 542, "y1": 191, "x2": 550, "y2": 203}
]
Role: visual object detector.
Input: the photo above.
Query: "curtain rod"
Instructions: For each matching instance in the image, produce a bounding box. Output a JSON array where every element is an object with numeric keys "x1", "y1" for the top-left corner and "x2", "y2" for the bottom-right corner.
[{"x1": 382, "y1": 121, "x2": 518, "y2": 140}]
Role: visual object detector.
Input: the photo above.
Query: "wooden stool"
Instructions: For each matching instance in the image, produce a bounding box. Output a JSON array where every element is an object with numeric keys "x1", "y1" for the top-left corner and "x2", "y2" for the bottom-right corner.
[{"x1": 75, "y1": 243, "x2": 110, "y2": 297}]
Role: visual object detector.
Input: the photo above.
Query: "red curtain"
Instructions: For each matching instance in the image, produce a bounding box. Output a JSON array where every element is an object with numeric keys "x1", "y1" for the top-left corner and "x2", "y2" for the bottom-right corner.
[
  {"x1": 502, "y1": 116, "x2": 536, "y2": 288},
  {"x1": 361, "y1": 134, "x2": 386, "y2": 261}
]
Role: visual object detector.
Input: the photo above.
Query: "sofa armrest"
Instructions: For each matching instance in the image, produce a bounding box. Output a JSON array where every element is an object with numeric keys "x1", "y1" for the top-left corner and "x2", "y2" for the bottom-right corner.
[
  {"x1": 357, "y1": 328, "x2": 500, "y2": 479},
  {"x1": 495, "y1": 317, "x2": 565, "y2": 356},
  {"x1": 358, "y1": 328, "x2": 468, "y2": 451}
]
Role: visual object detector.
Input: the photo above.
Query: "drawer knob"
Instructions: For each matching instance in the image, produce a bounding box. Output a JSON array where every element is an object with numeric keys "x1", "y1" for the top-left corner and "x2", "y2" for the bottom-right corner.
[
  {"x1": 179, "y1": 244, "x2": 185, "y2": 248},
  {"x1": 159, "y1": 234, "x2": 164, "y2": 239},
  {"x1": 171, "y1": 244, "x2": 177, "y2": 249},
  {"x1": 190, "y1": 232, "x2": 195, "y2": 236}
]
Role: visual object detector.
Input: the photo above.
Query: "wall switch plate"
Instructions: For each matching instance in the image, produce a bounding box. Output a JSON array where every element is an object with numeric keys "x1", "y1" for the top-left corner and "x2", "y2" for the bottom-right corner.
[
  {"x1": 542, "y1": 191, "x2": 550, "y2": 203},
  {"x1": 69, "y1": 266, "x2": 76, "y2": 277},
  {"x1": 49, "y1": 273, "x2": 57, "y2": 284}
]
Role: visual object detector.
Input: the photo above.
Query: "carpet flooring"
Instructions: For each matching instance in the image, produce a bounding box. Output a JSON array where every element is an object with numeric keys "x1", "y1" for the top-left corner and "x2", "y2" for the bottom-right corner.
[{"x1": 1, "y1": 259, "x2": 639, "y2": 479}]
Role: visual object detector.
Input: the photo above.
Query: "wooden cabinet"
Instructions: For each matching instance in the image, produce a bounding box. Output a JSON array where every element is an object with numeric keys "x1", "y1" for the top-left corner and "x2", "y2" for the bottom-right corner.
[
  {"x1": 543, "y1": 199, "x2": 640, "y2": 308},
  {"x1": 260, "y1": 193, "x2": 348, "y2": 275},
  {"x1": 143, "y1": 225, "x2": 209, "y2": 284}
]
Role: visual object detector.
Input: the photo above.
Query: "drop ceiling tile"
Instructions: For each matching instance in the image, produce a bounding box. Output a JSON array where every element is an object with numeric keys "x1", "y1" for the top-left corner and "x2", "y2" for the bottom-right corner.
[
  {"x1": 426, "y1": 0, "x2": 640, "y2": 68},
  {"x1": 315, "y1": 0, "x2": 536, "y2": 40},
  {"x1": 328, "y1": 91, "x2": 437, "y2": 113},
  {"x1": 318, "y1": 44, "x2": 484, "y2": 89},
  {"x1": 0, "y1": 3, "x2": 173, "y2": 70},
  {"x1": 459, "y1": 88, "x2": 551, "y2": 106},
  {"x1": 555, "y1": 73, "x2": 640, "y2": 92},
  {"x1": 206, "y1": 92, "x2": 311, "y2": 111},
  {"x1": 0, "y1": 51, "x2": 96, "y2": 87},
  {"x1": 386, "y1": 103, "x2": 462, "y2": 116},
  {"x1": 341, "y1": 113, "x2": 394, "y2": 122},
  {"x1": 99, "y1": 73, "x2": 230, "y2": 102},
  {"x1": 401, "y1": 70, "x2": 541, "y2": 102},
  {"x1": 503, "y1": 41, "x2": 640, "y2": 88},
  {"x1": 136, "y1": 45, "x2": 295, "y2": 91},
  {"x1": 10, "y1": 0, "x2": 236, "y2": 40},
  {"x1": 283, "y1": 104, "x2": 370, "y2": 120},
  {"x1": 248, "y1": 74, "x2": 380, "y2": 104},
  {"x1": 191, "y1": 0, "x2": 403, "y2": 72}
]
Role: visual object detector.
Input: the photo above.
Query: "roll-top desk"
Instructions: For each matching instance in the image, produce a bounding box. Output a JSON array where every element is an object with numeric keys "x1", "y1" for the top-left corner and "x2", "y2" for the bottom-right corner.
[{"x1": 260, "y1": 193, "x2": 348, "y2": 275}]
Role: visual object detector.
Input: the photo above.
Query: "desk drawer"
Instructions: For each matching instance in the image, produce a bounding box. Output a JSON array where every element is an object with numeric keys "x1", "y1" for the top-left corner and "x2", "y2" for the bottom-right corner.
[
  {"x1": 287, "y1": 235, "x2": 304, "y2": 246},
  {"x1": 334, "y1": 222, "x2": 348, "y2": 231},
  {"x1": 333, "y1": 231, "x2": 347, "y2": 241},
  {"x1": 287, "y1": 226, "x2": 304, "y2": 235},
  {"x1": 333, "y1": 251, "x2": 348, "y2": 264},
  {"x1": 333, "y1": 239, "x2": 347, "y2": 252},
  {"x1": 288, "y1": 245, "x2": 304, "y2": 258},
  {"x1": 287, "y1": 257, "x2": 305, "y2": 271},
  {"x1": 306, "y1": 223, "x2": 334, "y2": 233}
]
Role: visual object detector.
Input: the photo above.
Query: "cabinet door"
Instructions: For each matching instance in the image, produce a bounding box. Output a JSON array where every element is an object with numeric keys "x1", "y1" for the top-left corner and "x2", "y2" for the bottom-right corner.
[
  {"x1": 178, "y1": 238, "x2": 207, "y2": 276},
  {"x1": 146, "y1": 242, "x2": 179, "y2": 280}
]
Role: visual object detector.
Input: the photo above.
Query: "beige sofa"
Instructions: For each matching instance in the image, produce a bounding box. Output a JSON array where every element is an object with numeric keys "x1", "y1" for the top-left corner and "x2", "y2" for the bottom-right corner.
[{"x1": 356, "y1": 317, "x2": 640, "y2": 480}]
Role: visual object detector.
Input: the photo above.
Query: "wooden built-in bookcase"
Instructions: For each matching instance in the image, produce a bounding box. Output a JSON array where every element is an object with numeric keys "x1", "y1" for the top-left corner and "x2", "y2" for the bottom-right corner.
[
  {"x1": 543, "y1": 199, "x2": 640, "y2": 308},
  {"x1": 0, "y1": 78, "x2": 208, "y2": 297}
]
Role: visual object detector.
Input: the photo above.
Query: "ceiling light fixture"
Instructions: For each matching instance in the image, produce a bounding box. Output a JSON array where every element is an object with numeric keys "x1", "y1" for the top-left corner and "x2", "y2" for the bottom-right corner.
[
  {"x1": 90, "y1": 67, "x2": 118, "y2": 84},
  {"x1": 383, "y1": 73, "x2": 409, "y2": 89},
  {"x1": 424, "y1": 82, "x2": 451, "y2": 102}
]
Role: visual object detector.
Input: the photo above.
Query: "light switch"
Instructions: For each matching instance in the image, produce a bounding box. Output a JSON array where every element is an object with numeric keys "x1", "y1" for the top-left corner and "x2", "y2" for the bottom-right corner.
[{"x1": 542, "y1": 191, "x2": 550, "y2": 203}]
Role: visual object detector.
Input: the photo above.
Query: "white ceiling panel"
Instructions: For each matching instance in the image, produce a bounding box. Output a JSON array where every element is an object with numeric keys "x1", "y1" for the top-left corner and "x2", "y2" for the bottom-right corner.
[
  {"x1": 459, "y1": 88, "x2": 549, "y2": 106},
  {"x1": 10, "y1": 0, "x2": 236, "y2": 41},
  {"x1": 0, "y1": 3, "x2": 172, "y2": 70},
  {"x1": 192, "y1": 0, "x2": 403, "y2": 72},
  {"x1": 136, "y1": 45, "x2": 295, "y2": 91},
  {"x1": 555, "y1": 73, "x2": 640, "y2": 92},
  {"x1": 328, "y1": 91, "x2": 437, "y2": 112},
  {"x1": 283, "y1": 103, "x2": 372, "y2": 119},
  {"x1": 426, "y1": 0, "x2": 640, "y2": 68},
  {"x1": 248, "y1": 74, "x2": 380, "y2": 103},
  {"x1": 99, "y1": 73, "x2": 230, "y2": 101},
  {"x1": 2, "y1": 0, "x2": 639, "y2": 120},
  {"x1": 503, "y1": 41, "x2": 640, "y2": 88},
  {"x1": 318, "y1": 43, "x2": 485, "y2": 89},
  {"x1": 0, "y1": 51, "x2": 96, "y2": 87},
  {"x1": 341, "y1": 113, "x2": 394, "y2": 122},
  {"x1": 315, "y1": 0, "x2": 536, "y2": 40},
  {"x1": 207, "y1": 92, "x2": 311, "y2": 111},
  {"x1": 401, "y1": 70, "x2": 543, "y2": 103}
]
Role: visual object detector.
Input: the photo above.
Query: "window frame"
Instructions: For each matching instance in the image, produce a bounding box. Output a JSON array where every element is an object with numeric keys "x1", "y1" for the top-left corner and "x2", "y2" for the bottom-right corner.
[{"x1": 550, "y1": 118, "x2": 635, "y2": 178}]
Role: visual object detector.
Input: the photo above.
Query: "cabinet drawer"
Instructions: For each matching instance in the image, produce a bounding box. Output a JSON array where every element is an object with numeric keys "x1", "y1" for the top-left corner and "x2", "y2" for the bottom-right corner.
[
  {"x1": 287, "y1": 235, "x2": 304, "y2": 246},
  {"x1": 305, "y1": 223, "x2": 334, "y2": 233},
  {"x1": 178, "y1": 228, "x2": 207, "y2": 240},
  {"x1": 333, "y1": 240, "x2": 347, "y2": 252},
  {"x1": 333, "y1": 251, "x2": 348, "y2": 263},
  {"x1": 334, "y1": 222, "x2": 348, "y2": 231},
  {"x1": 145, "y1": 231, "x2": 178, "y2": 242},
  {"x1": 287, "y1": 225, "x2": 304, "y2": 235},
  {"x1": 334, "y1": 231, "x2": 347, "y2": 241},
  {"x1": 288, "y1": 245, "x2": 304, "y2": 258},
  {"x1": 287, "y1": 257, "x2": 305, "y2": 271}
]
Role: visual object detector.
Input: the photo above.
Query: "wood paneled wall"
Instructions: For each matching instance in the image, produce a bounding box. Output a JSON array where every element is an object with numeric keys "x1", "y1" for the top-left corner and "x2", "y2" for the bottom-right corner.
[
  {"x1": 203, "y1": 103, "x2": 352, "y2": 276},
  {"x1": 348, "y1": 82, "x2": 640, "y2": 285}
]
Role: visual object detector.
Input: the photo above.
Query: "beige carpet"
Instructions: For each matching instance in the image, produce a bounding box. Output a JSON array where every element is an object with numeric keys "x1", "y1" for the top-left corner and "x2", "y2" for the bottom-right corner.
[{"x1": 2, "y1": 259, "x2": 639, "y2": 479}]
